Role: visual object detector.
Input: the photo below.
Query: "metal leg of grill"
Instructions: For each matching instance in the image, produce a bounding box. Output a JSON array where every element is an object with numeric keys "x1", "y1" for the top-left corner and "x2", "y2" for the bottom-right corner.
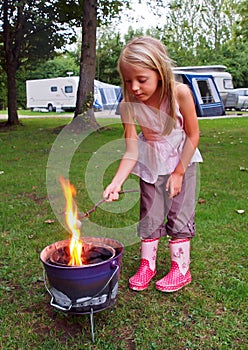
[{"x1": 90, "y1": 308, "x2": 95, "y2": 343}]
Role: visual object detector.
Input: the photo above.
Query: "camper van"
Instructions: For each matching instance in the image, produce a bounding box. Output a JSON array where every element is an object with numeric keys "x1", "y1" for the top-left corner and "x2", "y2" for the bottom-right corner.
[
  {"x1": 174, "y1": 70, "x2": 225, "y2": 117},
  {"x1": 173, "y1": 65, "x2": 233, "y2": 107},
  {"x1": 26, "y1": 77, "x2": 121, "y2": 112},
  {"x1": 115, "y1": 69, "x2": 225, "y2": 117}
]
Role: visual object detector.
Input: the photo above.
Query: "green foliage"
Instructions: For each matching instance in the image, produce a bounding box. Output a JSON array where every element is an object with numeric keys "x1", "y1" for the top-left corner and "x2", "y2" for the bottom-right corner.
[
  {"x1": 97, "y1": 0, "x2": 129, "y2": 24},
  {"x1": 159, "y1": 0, "x2": 248, "y2": 86},
  {"x1": 94, "y1": 0, "x2": 248, "y2": 88},
  {"x1": 1, "y1": 0, "x2": 248, "y2": 113},
  {"x1": 234, "y1": 0, "x2": 248, "y2": 41},
  {"x1": 0, "y1": 65, "x2": 7, "y2": 109},
  {"x1": 96, "y1": 28, "x2": 123, "y2": 85},
  {"x1": 0, "y1": 0, "x2": 77, "y2": 70},
  {"x1": 54, "y1": 0, "x2": 129, "y2": 27},
  {"x1": 0, "y1": 0, "x2": 79, "y2": 122},
  {"x1": 96, "y1": 26, "x2": 162, "y2": 85},
  {"x1": 26, "y1": 53, "x2": 80, "y2": 80},
  {"x1": 218, "y1": 42, "x2": 248, "y2": 87}
]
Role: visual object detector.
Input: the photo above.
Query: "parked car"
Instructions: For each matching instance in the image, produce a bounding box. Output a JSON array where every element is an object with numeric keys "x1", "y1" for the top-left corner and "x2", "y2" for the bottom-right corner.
[{"x1": 226, "y1": 88, "x2": 248, "y2": 110}]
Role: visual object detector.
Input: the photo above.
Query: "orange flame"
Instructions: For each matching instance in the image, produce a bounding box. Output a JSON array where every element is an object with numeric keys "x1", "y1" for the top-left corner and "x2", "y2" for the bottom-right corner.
[{"x1": 59, "y1": 176, "x2": 84, "y2": 266}]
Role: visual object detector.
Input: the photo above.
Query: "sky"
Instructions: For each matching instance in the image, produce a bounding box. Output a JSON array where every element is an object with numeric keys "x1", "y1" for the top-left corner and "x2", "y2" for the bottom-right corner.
[
  {"x1": 113, "y1": 0, "x2": 168, "y2": 35},
  {"x1": 66, "y1": 1, "x2": 168, "y2": 50}
]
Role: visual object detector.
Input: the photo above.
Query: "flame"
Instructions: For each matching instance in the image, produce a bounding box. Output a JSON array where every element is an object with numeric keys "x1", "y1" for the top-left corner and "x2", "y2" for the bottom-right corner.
[{"x1": 59, "y1": 176, "x2": 84, "y2": 266}]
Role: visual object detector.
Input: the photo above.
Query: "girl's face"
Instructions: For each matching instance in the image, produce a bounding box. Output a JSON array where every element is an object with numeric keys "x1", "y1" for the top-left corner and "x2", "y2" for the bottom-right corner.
[{"x1": 121, "y1": 62, "x2": 162, "y2": 108}]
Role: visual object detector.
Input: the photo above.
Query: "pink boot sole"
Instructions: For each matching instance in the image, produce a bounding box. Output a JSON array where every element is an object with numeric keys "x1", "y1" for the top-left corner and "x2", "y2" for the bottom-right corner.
[{"x1": 129, "y1": 259, "x2": 156, "y2": 291}]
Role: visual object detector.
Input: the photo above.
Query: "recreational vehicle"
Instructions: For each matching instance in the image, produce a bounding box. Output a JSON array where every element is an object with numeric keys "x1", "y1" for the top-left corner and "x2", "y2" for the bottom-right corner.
[
  {"x1": 115, "y1": 70, "x2": 225, "y2": 117},
  {"x1": 26, "y1": 77, "x2": 122, "y2": 112},
  {"x1": 173, "y1": 70, "x2": 225, "y2": 117},
  {"x1": 173, "y1": 65, "x2": 233, "y2": 107}
]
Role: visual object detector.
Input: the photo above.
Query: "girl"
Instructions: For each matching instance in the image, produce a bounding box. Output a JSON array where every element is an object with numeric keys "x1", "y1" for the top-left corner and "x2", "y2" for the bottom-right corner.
[{"x1": 103, "y1": 36, "x2": 202, "y2": 292}]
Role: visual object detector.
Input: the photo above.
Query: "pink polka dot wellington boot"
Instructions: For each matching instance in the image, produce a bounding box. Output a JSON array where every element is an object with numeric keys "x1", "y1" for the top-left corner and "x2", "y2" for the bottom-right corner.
[
  {"x1": 129, "y1": 238, "x2": 159, "y2": 291},
  {"x1": 156, "y1": 238, "x2": 191, "y2": 292}
]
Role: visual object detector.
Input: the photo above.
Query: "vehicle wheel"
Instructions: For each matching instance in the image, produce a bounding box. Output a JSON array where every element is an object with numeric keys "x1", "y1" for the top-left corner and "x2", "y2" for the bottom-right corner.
[{"x1": 48, "y1": 104, "x2": 54, "y2": 112}]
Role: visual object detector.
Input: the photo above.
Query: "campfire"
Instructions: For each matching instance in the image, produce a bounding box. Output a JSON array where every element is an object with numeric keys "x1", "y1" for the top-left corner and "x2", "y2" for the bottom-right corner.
[
  {"x1": 46, "y1": 176, "x2": 115, "y2": 267},
  {"x1": 40, "y1": 177, "x2": 124, "y2": 342},
  {"x1": 59, "y1": 176, "x2": 84, "y2": 266}
]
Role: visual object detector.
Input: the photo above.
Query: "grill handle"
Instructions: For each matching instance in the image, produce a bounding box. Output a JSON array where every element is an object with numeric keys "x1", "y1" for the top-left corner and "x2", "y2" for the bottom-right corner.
[
  {"x1": 43, "y1": 269, "x2": 73, "y2": 311},
  {"x1": 50, "y1": 295, "x2": 72, "y2": 312}
]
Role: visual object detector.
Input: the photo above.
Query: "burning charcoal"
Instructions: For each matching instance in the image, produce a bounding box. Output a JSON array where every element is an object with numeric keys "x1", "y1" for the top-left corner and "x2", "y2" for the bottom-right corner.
[
  {"x1": 86, "y1": 246, "x2": 113, "y2": 264},
  {"x1": 92, "y1": 246, "x2": 113, "y2": 258},
  {"x1": 49, "y1": 247, "x2": 71, "y2": 265},
  {"x1": 49, "y1": 243, "x2": 114, "y2": 266}
]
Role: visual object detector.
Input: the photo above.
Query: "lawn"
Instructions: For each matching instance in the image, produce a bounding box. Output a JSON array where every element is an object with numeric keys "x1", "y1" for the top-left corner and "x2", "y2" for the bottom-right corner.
[{"x1": 0, "y1": 115, "x2": 247, "y2": 349}]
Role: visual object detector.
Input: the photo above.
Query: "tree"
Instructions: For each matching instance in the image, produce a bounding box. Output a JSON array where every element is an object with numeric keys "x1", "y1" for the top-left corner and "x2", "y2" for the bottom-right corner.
[
  {"x1": 0, "y1": 0, "x2": 129, "y2": 127},
  {"x1": 234, "y1": 0, "x2": 248, "y2": 41},
  {"x1": 73, "y1": 0, "x2": 127, "y2": 128},
  {"x1": 75, "y1": 0, "x2": 248, "y2": 92},
  {"x1": 162, "y1": 0, "x2": 235, "y2": 60},
  {"x1": 0, "y1": 62, "x2": 7, "y2": 109},
  {"x1": 96, "y1": 26, "x2": 156, "y2": 86},
  {"x1": 13, "y1": 52, "x2": 80, "y2": 109},
  {"x1": 96, "y1": 28, "x2": 123, "y2": 85},
  {"x1": 73, "y1": 0, "x2": 98, "y2": 128},
  {"x1": 0, "y1": 0, "x2": 76, "y2": 125},
  {"x1": 26, "y1": 53, "x2": 80, "y2": 80}
]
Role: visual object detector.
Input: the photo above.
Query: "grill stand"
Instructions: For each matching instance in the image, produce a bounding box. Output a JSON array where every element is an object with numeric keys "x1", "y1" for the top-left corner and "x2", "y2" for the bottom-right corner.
[{"x1": 43, "y1": 264, "x2": 119, "y2": 343}]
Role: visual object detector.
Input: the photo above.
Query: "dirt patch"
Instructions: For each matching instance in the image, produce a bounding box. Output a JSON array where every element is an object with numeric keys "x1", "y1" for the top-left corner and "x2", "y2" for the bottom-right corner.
[
  {"x1": 0, "y1": 120, "x2": 24, "y2": 131},
  {"x1": 23, "y1": 192, "x2": 48, "y2": 204}
]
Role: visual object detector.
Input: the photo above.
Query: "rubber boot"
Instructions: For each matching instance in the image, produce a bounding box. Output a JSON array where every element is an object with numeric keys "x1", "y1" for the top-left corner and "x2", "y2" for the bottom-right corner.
[
  {"x1": 156, "y1": 238, "x2": 191, "y2": 292},
  {"x1": 129, "y1": 238, "x2": 159, "y2": 291}
]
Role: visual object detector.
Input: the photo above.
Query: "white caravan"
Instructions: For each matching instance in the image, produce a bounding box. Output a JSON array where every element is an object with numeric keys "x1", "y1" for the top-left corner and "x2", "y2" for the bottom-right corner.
[
  {"x1": 173, "y1": 65, "x2": 234, "y2": 106},
  {"x1": 26, "y1": 76, "x2": 121, "y2": 112}
]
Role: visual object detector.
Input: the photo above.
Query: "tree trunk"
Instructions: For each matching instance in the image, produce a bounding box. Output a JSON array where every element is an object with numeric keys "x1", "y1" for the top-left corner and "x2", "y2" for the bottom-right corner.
[
  {"x1": 6, "y1": 64, "x2": 19, "y2": 125},
  {"x1": 74, "y1": 0, "x2": 99, "y2": 129},
  {"x1": 3, "y1": 0, "x2": 22, "y2": 126}
]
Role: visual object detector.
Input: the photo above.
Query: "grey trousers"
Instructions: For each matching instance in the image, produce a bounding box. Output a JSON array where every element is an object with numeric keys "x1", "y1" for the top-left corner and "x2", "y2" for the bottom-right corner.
[{"x1": 138, "y1": 163, "x2": 198, "y2": 239}]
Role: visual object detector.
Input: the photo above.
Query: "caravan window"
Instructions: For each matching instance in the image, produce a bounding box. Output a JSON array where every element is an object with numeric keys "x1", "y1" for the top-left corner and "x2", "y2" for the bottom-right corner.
[
  {"x1": 192, "y1": 78, "x2": 220, "y2": 104},
  {"x1": 224, "y1": 79, "x2": 233, "y2": 89},
  {"x1": 65, "y1": 85, "x2": 73, "y2": 93},
  {"x1": 51, "y1": 86, "x2": 57, "y2": 92}
]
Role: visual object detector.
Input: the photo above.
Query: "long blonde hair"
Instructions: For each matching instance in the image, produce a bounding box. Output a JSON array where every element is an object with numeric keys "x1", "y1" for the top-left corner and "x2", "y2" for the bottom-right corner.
[{"x1": 118, "y1": 36, "x2": 177, "y2": 135}]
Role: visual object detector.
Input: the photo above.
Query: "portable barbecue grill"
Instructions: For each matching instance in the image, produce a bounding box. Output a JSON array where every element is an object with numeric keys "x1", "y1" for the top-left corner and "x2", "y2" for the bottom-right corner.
[
  {"x1": 40, "y1": 236, "x2": 124, "y2": 342},
  {"x1": 40, "y1": 188, "x2": 138, "y2": 342}
]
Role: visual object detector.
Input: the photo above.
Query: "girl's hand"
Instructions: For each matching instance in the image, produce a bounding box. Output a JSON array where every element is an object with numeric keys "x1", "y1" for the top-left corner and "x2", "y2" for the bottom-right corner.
[
  {"x1": 166, "y1": 173, "x2": 183, "y2": 199},
  {"x1": 103, "y1": 183, "x2": 122, "y2": 202}
]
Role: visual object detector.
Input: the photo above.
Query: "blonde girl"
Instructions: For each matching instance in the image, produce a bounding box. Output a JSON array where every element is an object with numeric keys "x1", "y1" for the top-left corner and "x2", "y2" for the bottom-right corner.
[{"x1": 104, "y1": 36, "x2": 202, "y2": 292}]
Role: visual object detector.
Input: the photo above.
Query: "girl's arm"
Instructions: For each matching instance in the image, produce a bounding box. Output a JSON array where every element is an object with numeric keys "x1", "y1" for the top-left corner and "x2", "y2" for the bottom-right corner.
[
  {"x1": 166, "y1": 84, "x2": 200, "y2": 198},
  {"x1": 175, "y1": 83, "x2": 200, "y2": 173},
  {"x1": 103, "y1": 104, "x2": 139, "y2": 201}
]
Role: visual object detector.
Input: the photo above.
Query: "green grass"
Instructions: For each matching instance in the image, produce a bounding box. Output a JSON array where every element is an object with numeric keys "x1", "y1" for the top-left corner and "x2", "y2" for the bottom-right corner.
[
  {"x1": 0, "y1": 109, "x2": 74, "y2": 116},
  {"x1": 0, "y1": 116, "x2": 247, "y2": 349}
]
